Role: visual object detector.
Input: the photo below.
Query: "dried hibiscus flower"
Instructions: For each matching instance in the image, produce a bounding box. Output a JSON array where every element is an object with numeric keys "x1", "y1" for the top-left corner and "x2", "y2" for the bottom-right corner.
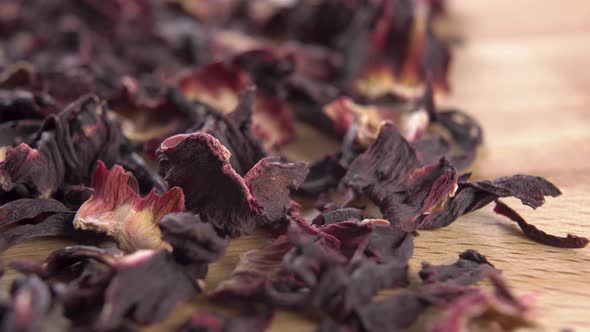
[
  {"x1": 0, "y1": 95, "x2": 115, "y2": 197},
  {"x1": 343, "y1": 122, "x2": 459, "y2": 228},
  {"x1": 0, "y1": 213, "x2": 80, "y2": 253},
  {"x1": 419, "y1": 250, "x2": 496, "y2": 286},
  {"x1": 210, "y1": 217, "x2": 414, "y2": 322},
  {"x1": 329, "y1": 250, "x2": 529, "y2": 332},
  {"x1": 159, "y1": 212, "x2": 229, "y2": 279},
  {"x1": 0, "y1": 198, "x2": 88, "y2": 252},
  {"x1": 13, "y1": 245, "x2": 201, "y2": 330},
  {"x1": 493, "y1": 200, "x2": 589, "y2": 248},
  {"x1": 157, "y1": 132, "x2": 308, "y2": 236},
  {"x1": 338, "y1": 121, "x2": 588, "y2": 248},
  {"x1": 0, "y1": 93, "x2": 168, "y2": 197},
  {"x1": 0, "y1": 1, "x2": 587, "y2": 332},
  {"x1": 74, "y1": 161, "x2": 185, "y2": 252},
  {"x1": 405, "y1": 174, "x2": 589, "y2": 247}
]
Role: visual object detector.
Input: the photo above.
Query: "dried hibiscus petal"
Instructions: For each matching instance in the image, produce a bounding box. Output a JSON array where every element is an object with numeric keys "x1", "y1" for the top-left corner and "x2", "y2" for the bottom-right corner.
[
  {"x1": 159, "y1": 212, "x2": 229, "y2": 279},
  {"x1": 309, "y1": 224, "x2": 414, "y2": 320},
  {"x1": 437, "y1": 111, "x2": 483, "y2": 157},
  {"x1": 95, "y1": 249, "x2": 200, "y2": 330},
  {"x1": 297, "y1": 155, "x2": 347, "y2": 196},
  {"x1": 0, "y1": 95, "x2": 111, "y2": 197},
  {"x1": 158, "y1": 132, "x2": 255, "y2": 236},
  {"x1": 0, "y1": 213, "x2": 78, "y2": 252},
  {"x1": 350, "y1": 0, "x2": 451, "y2": 99},
  {"x1": 107, "y1": 77, "x2": 201, "y2": 146},
  {"x1": 244, "y1": 157, "x2": 308, "y2": 225},
  {"x1": 2, "y1": 94, "x2": 165, "y2": 197},
  {"x1": 0, "y1": 198, "x2": 69, "y2": 227},
  {"x1": 420, "y1": 250, "x2": 496, "y2": 286},
  {"x1": 14, "y1": 245, "x2": 200, "y2": 330},
  {"x1": 411, "y1": 174, "x2": 570, "y2": 240},
  {"x1": 10, "y1": 245, "x2": 119, "y2": 279},
  {"x1": 493, "y1": 200, "x2": 588, "y2": 248},
  {"x1": 293, "y1": 236, "x2": 412, "y2": 321},
  {"x1": 0, "y1": 142, "x2": 64, "y2": 198},
  {"x1": 157, "y1": 132, "x2": 307, "y2": 236},
  {"x1": 0, "y1": 119, "x2": 44, "y2": 147},
  {"x1": 74, "y1": 161, "x2": 185, "y2": 252},
  {"x1": 343, "y1": 122, "x2": 458, "y2": 228},
  {"x1": 43, "y1": 95, "x2": 123, "y2": 186}
]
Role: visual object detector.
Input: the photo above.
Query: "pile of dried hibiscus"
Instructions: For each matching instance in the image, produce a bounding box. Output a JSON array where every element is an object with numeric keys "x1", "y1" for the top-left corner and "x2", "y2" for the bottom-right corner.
[{"x1": 0, "y1": 1, "x2": 587, "y2": 331}]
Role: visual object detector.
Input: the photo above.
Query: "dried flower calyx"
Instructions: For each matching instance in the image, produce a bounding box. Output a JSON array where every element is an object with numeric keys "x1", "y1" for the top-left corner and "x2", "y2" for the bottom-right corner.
[
  {"x1": 157, "y1": 132, "x2": 308, "y2": 236},
  {"x1": 74, "y1": 161, "x2": 185, "y2": 252}
]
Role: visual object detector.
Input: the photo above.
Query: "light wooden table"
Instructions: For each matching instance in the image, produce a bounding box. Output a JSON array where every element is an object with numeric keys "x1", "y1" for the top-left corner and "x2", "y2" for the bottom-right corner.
[{"x1": 2, "y1": 0, "x2": 590, "y2": 331}]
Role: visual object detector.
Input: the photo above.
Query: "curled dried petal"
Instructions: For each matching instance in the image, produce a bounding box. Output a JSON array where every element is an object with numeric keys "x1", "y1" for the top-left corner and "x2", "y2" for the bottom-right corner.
[
  {"x1": 343, "y1": 122, "x2": 458, "y2": 228},
  {"x1": 74, "y1": 161, "x2": 185, "y2": 252},
  {"x1": 158, "y1": 133, "x2": 307, "y2": 236},
  {"x1": 493, "y1": 200, "x2": 588, "y2": 248},
  {"x1": 159, "y1": 212, "x2": 229, "y2": 278}
]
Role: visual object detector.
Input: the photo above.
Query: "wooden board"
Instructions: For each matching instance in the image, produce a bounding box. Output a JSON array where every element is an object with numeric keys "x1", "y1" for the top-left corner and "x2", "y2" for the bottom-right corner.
[{"x1": 2, "y1": 0, "x2": 590, "y2": 331}]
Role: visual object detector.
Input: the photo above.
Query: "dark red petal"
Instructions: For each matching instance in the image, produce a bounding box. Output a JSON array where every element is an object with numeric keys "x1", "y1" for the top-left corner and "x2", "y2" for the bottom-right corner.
[
  {"x1": 158, "y1": 132, "x2": 256, "y2": 236},
  {"x1": 159, "y1": 212, "x2": 229, "y2": 279},
  {"x1": 0, "y1": 213, "x2": 77, "y2": 252},
  {"x1": 0, "y1": 198, "x2": 69, "y2": 227},
  {"x1": 0, "y1": 143, "x2": 63, "y2": 197},
  {"x1": 413, "y1": 175, "x2": 565, "y2": 232},
  {"x1": 244, "y1": 157, "x2": 308, "y2": 224},
  {"x1": 343, "y1": 122, "x2": 458, "y2": 228},
  {"x1": 471, "y1": 175, "x2": 561, "y2": 209},
  {"x1": 419, "y1": 250, "x2": 496, "y2": 286},
  {"x1": 95, "y1": 250, "x2": 200, "y2": 329},
  {"x1": 493, "y1": 200, "x2": 588, "y2": 248}
]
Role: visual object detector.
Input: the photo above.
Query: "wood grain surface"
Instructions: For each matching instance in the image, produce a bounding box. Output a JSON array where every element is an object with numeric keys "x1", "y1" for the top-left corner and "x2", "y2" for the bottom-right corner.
[{"x1": 2, "y1": 0, "x2": 590, "y2": 331}]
